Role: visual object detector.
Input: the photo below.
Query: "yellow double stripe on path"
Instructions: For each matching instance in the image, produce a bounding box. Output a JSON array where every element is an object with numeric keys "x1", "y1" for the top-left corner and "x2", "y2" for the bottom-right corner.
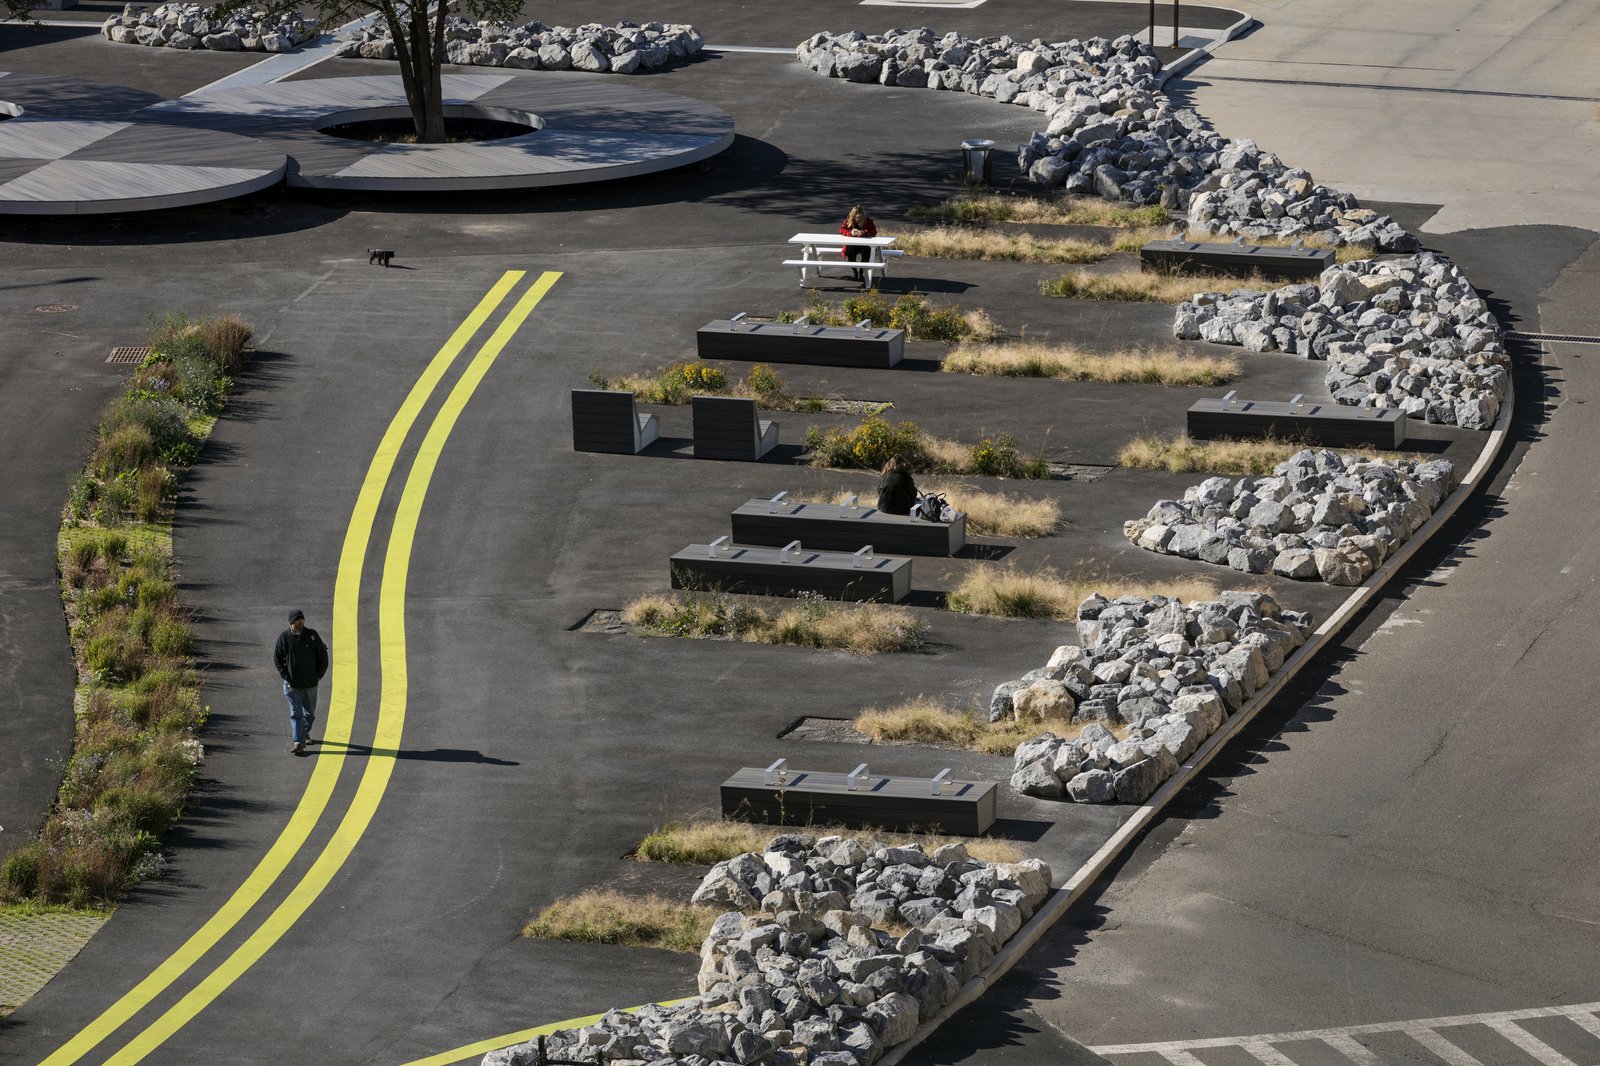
[{"x1": 39, "y1": 269, "x2": 558, "y2": 1066}]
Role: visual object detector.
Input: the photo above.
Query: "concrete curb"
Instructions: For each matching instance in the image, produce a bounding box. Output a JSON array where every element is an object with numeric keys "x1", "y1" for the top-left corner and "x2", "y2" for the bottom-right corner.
[
  {"x1": 1155, "y1": 8, "x2": 1254, "y2": 87},
  {"x1": 876, "y1": 384, "x2": 1515, "y2": 1066}
]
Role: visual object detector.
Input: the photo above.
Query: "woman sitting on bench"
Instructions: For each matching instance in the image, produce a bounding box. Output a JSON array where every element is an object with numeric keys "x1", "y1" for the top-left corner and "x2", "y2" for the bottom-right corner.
[
  {"x1": 877, "y1": 454, "x2": 918, "y2": 515},
  {"x1": 839, "y1": 205, "x2": 877, "y2": 283}
]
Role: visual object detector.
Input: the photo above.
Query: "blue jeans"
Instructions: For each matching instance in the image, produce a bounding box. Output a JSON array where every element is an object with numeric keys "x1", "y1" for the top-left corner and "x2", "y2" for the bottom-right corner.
[{"x1": 284, "y1": 682, "x2": 317, "y2": 744}]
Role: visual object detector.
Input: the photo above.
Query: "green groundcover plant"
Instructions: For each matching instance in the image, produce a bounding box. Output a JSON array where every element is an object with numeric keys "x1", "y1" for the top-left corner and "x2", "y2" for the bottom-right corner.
[{"x1": 1, "y1": 312, "x2": 251, "y2": 907}]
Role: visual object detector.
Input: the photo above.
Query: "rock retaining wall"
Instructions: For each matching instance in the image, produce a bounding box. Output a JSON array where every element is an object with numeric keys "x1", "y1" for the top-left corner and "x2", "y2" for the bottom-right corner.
[
  {"x1": 1000, "y1": 592, "x2": 1310, "y2": 804},
  {"x1": 793, "y1": 28, "x2": 1417, "y2": 252},
  {"x1": 101, "y1": 2, "x2": 314, "y2": 52},
  {"x1": 1124, "y1": 449, "x2": 1458, "y2": 584},
  {"x1": 335, "y1": 18, "x2": 703, "y2": 72},
  {"x1": 1175, "y1": 252, "x2": 1510, "y2": 428},
  {"x1": 484, "y1": 836, "x2": 1052, "y2": 1066}
]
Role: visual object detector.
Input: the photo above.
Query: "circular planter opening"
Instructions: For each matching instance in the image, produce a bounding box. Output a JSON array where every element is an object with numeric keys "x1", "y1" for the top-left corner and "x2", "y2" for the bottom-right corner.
[{"x1": 315, "y1": 104, "x2": 541, "y2": 144}]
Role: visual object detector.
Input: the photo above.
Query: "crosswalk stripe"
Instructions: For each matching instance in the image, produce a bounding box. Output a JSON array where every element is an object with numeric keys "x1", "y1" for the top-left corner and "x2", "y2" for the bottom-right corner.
[
  {"x1": 1160, "y1": 1050, "x2": 1212, "y2": 1066},
  {"x1": 1241, "y1": 1040, "x2": 1300, "y2": 1066},
  {"x1": 1486, "y1": 1021, "x2": 1581, "y2": 1066},
  {"x1": 1407, "y1": 1027, "x2": 1487, "y2": 1066},
  {"x1": 1322, "y1": 1033, "x2": 1385, "y2": 1066},
  {"x1": 1564, "y1": 1013, "x2": 1600, "y2": 1042}
]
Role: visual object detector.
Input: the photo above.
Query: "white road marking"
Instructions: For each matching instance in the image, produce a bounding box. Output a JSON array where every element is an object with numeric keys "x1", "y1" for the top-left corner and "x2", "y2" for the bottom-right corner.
[
  {"x1": 1242, "y1": 1040, "x2": 1301, "y2": 1066},
  {"x1": 1486, "y1": 1020, "x2": 1581, "y2": 1066},
  {"x1": 1322, "y1": 1034, "x2": 1385, "y2": 1066},
  {"x1": 1088, "y1": 1002, "x2": 1600, "y2": 1056},
  {"x1": 1407, "y1": 1027, "x2": 1487, "y2": 1066}
]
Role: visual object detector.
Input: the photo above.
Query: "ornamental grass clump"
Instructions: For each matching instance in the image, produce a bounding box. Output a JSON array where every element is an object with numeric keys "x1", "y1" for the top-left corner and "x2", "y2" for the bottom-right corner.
[
  {"x1": 943, "y1": 341, "x2": 1241, "y2": 386},
  {"x1": 909, "y1": 193, "x2": 1168, "y2": 228},
  {"x1": 805, "y1": 417, "x2": 1048, "y2": 479},
  {"x1": 623, "y1": 591, "x2": 927, "y2": 655},
  {"x1": 1040, "y1": 269, "x2": 1279, "y2": 304},
  {"x1": 1118, "y1": 432, "x2": 1415, "y2": 475},
  {"x1": 633, "y1": 815, "x2": 1023, "y2": 866},
  {"x1": 3, "y1": 312, "x2": 250, "y2": 907},
  {"x1": 523, "y1": 890, "x2": 721, "y2": 953},
  {"x1": 895, "y1": 226, "x2": 1109, "y2": 264},
  {"x1": 947, "y1": 565, "x2": 1223, "y2": 621},
  {"x1": 587, "y1": 362, "x2": 824, "y2": 412},
  {"x1": 781, "y1": 291, "x2": 998, "y2": 343},
  {"x1": 854, "y1": 696, "x2": 1083, "y2": 757}
]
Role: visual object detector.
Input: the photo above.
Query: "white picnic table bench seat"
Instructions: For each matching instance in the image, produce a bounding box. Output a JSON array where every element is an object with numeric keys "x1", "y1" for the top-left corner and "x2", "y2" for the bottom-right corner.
[{"x1": 784, "y1": 232, "x2": 902, "y2": 287}]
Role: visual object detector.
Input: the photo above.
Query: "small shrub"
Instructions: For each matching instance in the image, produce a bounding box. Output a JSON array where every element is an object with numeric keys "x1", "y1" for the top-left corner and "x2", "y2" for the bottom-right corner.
[
  {"x1": 1115, "y1": 432, "x2": 1417, "y2": 474},
  {"x1": 805, "y1": 416, "x2": 930, "y2": 472},
  {"x1": 68, "y1": 474, "x2": 97, "y2": 520},
  {"x1": 949, "y1": 565, "x2": 1224, "y2": 620},
  {"x1": 909, "y1": 193, "x2": 1170, "y2": 228},
  {"x1": 895, "y1": 226, "x2": 1109, "y2": 264},
  {"x1": 745, "y1": 363, "x2": 785, "y2": 404},
  {"x1": 192, "y1": 313, "x2": 252, "y2": 373},
  {"x1": 99, "y1": 532, "x2": 129, "y2": 564},
  {"x1": 523, "y1": 890, "x2": 720, "y2": 952},
  {"x1": 97, "y1": 788, "x2": 181, "y2": 838},
  {"x1": 170, "y1": 351, "x2": 227, "y2": 413},
  {"x1": 967, "y1": 434, "x2": 1047, "y2": 480},
  {"x1": 99, "y1": 395, "x2": 193, "y2": 456},
  {"x1": 856, "y1": 697, "x2": 981, "y2": 747},
  {"x1": 1, "y1": 847, "x2": 42, "y2": 900},
  {"x1": 92, "y1": 424, "x2": 156, "y2": 480},
  {"x1": 69, "y1": 538, "x2": 100, "y2": 572},
  {"x1": 943, "y1": 342, "x2": 1242, "y2": 386},
  {"x1": 764, "y1": 597, "x2": 927, "y2": 655},
  {"x1": 149, "y1": 616, "x2": 194, "y2": 659},
  {"x1": 921, "y1": 481, "x2": 1061, "y2": 538},
  {"x1": 790, "y1": 291, "x2": 993, "y2": 343},
  {"x1": 1041, "y1": 268, "x2": 1275, "y2": 304}
]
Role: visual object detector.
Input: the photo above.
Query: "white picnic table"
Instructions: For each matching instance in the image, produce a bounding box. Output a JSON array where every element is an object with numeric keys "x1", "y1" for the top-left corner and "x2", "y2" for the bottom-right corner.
[{"x1": 784, "y1": 232, "x2": 901, "y2": 287}]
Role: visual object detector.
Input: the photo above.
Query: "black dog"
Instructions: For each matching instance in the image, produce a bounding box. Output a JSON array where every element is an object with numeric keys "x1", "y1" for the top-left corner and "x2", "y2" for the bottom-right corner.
[{"x1": 368, "y1": 249, "x2": 395, "y2": 267}]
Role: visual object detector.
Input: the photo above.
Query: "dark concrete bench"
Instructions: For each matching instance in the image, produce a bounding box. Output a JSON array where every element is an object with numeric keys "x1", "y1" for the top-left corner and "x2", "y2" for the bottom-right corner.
[
  {"x1": 731, "y1": 495, "x2": 965, "y2": 556},
  {"x1": 696, "y1": 316, "x2": 905, "y2": 369},
  {"x1": 1141, "y1": 239, "x2": 1334, "y2": 281},
  {"x1": 570, "y1": 388, "x2": 659, "y2": 455},
  {"x1": 692, "y1": 395, "x2": 779, "y2": 461},
  {"x1": 1188, "y1": 392, "x2": 1406, "y2": 448},
  {"x1": 670, "y1": 540, "x2": 911, "y2": 602},
  {"x1": 721, "y1": 761, "x2": 997, "y2": 835}
]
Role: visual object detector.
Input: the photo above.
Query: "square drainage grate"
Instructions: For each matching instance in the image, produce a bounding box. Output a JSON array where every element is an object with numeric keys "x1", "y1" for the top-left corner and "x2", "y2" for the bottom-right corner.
[{"x1": 106, "y1": 346, "x2": 151, "y2": 365}]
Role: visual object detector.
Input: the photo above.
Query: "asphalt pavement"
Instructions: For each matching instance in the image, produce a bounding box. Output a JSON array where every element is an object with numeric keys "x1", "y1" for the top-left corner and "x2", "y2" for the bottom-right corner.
[{"x1": 2, "y1": 1, "x2": 1592, "y2": 1064}]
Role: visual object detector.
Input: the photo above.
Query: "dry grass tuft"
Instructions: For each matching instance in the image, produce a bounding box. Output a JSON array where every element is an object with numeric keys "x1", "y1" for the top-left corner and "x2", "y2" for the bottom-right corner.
[
  {"x1": 855, "y1": 696, "x2": 1128, "y2": 757},
  {"x1": 920, "y1": 481, "x2": 1061, "y2": 538},
  {"x1": 522, "y1": 890, "x2": 720, "y2": 953},
  {"x1": 624, "y1": 592, "x2": 927, "y2": 655},
  {"x1": 1117, "y1": 433, "x2": 1416, "y2": 475},
  {"x1": 896, "y1": 226, "x2": 1110, "y2": 264},
  {"x1": 943, "y1": 340, "x2": 1241, "y2": 387},
  {"x1": 1040, "y1": 268, "x2": 1279, "y2": 304},
  {"x1": 948, "y1": 565, "x2": 1222, "y2": 620},
  {"x1": 909, "y1": 194, "x2": 1169, "y2": 228},
  {"x1": 634, "y1": 815, "x2": 1023, "y2": 866}
]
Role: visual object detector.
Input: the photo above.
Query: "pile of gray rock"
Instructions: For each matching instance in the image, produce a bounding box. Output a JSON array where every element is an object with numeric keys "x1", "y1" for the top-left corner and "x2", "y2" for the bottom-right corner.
[
  {"x1": 484, "y1": 836, "x2": 1052, "y2": 1066},
  {"x1": 794, "y1": 28, "x2": 1417, "y2": 252},
  {"x1": 999, "y1": 592, "x2": 1311, "y2": 804},
  {"x1": 336, "y1": 18, "x2": 703, "y2": 72},
  {"x1": 101, "y1": 2, "x2": 314, "y2": 51},
  {"x1": 1125, "y1": 449, "x2": 1457, "y2": 584},
  {"x1": 1175, "y1": 252, "x2": 1510, "y2": 428}
]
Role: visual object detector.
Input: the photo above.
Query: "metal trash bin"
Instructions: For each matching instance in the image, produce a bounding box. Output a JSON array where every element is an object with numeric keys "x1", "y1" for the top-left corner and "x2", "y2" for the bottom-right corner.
[{"x1": 960, "y1": 138, "x2": 996, "y2": 185}]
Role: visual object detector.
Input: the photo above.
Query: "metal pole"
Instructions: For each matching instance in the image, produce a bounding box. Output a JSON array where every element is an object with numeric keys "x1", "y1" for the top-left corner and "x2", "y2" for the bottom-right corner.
[
  {"x1": 1149, "y1": 0, "x2": 1155, "y2": 46},
  {"x1": 1173, "y1": 0, "x2": 1181, "y2": 49}
]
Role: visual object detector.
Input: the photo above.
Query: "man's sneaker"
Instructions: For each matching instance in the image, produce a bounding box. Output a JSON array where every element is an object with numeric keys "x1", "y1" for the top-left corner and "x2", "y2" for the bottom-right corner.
[{"x1": 290, "y1": 741, "x2": 304, "y2": 754}]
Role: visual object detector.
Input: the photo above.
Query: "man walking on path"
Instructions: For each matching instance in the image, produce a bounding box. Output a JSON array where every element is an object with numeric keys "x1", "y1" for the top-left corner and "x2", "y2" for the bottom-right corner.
[{"x1": 274, "y1": 609, "x2": 328, "y2": 755}]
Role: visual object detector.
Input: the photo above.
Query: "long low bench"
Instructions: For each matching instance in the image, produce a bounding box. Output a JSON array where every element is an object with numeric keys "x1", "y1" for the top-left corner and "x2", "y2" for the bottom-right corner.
[
  {"x1": 696, "y1": 316, "x2": 905, "y2": 369},
  {"x1": 1141, "y1": 238, "x2": 1334, "y2": 281},
  {"x1": 670, "y1": 540, "x2": 911, "y2": 602},
  {"x1": 721, "y1": 761, "x2": 997, "y2": 835},
  {"x1": 1188, "y1": 392, "x2": 1406, "y2": 448},
  {"x1": 731, "y1": 495, "x2": 965, "y2": 556}
]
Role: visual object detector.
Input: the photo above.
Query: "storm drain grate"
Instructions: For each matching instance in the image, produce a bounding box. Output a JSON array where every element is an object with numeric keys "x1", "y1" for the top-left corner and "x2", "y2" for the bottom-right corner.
[
  {"x1": 36, "y1": 304, "x2": 77, "y2": 313},
  {"x1": 106, "y1": 346, "x2": 151, "y2": 365},
  {"x1": 1505, "y1": 331, "x2": 1600, "y2": 344}
]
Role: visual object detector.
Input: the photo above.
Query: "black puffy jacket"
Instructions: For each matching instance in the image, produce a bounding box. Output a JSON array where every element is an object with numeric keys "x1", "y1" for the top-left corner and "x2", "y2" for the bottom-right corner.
[{"x1": 877, "y1": 470, "x2": 918, "y2": 515}]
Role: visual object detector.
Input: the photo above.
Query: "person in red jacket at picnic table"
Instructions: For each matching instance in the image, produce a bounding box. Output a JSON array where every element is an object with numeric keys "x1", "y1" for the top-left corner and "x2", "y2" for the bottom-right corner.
[{"x1": 840, "y1": 204, "x2": 877, "y2": 283}]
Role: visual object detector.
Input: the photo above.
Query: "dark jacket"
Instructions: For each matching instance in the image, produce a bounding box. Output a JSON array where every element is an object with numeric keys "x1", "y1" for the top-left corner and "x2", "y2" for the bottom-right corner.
[
  {"x1": 275, "y1": 627, "x2": 329, "y2": 689},
  {"x1": 877, "y1": 470, "x2": 918, "y2": 516}
]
